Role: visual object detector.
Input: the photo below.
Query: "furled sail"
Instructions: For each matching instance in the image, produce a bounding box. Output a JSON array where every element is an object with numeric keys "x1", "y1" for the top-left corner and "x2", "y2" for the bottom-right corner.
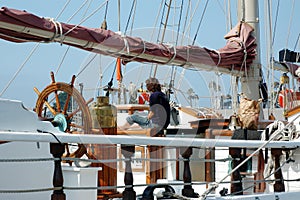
[{"x1": 0, "y1": 7, "x2": 256, "y2": 75}]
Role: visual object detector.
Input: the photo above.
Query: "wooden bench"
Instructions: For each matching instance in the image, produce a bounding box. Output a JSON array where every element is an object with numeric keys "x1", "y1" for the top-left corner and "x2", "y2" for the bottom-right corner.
[
  {"x1": 116, "y1": 104, "x2": 149, "y2": 114},
  {"x1": 117, "y1": 128, "x2": 154, "y2": 136}
]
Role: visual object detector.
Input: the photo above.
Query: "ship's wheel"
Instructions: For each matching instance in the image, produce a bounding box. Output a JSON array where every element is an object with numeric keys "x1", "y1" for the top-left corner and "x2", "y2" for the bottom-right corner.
[{"x1": 34, "y1": 71, "x2": 93, "y2": 165}]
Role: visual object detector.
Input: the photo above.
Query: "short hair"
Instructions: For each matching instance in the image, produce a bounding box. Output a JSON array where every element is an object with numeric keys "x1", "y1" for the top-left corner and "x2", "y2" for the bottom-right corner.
[
  {"x1": 146, "y1": 77, "x2": 161, "y2": 92},
  {"x1": 145, "y1": 77, "x2": 160, "y2": 85}
]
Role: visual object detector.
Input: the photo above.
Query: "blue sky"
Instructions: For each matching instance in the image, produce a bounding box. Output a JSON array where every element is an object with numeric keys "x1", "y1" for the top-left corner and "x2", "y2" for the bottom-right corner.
[{"x1": 1, "y1": 0, "x2": 300, "y2": 109}]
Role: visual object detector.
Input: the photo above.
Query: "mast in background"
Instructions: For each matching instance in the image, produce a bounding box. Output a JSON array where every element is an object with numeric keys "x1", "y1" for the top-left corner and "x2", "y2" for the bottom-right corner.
[{"x1": 238, "y1": 0, "x2": 262, "y2": 101}]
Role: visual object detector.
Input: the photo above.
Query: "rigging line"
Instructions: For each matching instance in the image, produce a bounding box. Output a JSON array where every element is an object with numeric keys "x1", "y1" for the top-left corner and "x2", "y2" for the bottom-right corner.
[
  {"x1": 201, "y1": 114, "x2": 300, "y2": 199},
  {"x1": 82, "y1": 0, "x2": 94, "y2": 20},
  {"x1": 55, "y1": 0, "x2": 71, "y2": 20},
  {"x1": 271, "y1": 0, "x2": 280, "y2": 47},
  {"x1": 55, "y1": 46, "x2": 70, "y2": 75},
  {"x1": 149, "y1": 0, "x2": 165, "y2": 76},
  {"x1": 124, "y1": 0, "x2": 136, "y2": 34},
  {"x1": 156, "y1": 0, "x2": 170, "y2": 44},
  {"x1": 293, "y1": 33, "x2": 300, "y2": 51},
  {"x1": 152, "y1": 0, "x2": 173, "y2": 78},
  {"x1": 230, "y1": 156, "x2": 292, "y2": 196},
  {"x1": 226, "y1": 0, "x2": 233, "y2": 31},
  {"x1": 104, "y1": 0, "x2": 109, "y2": 20},
  {"x1": 0, "y1": 43, "x2": 40, "y2": 97},
  {"x1": 66, "y1": 0, "x2": 90, "y2": 22},
  {"x1": 56, "y1": 0, "x2": 93, "y2": 75},
  {"x1": 0, "y1": 0, "x2": 74, "y2": 97},
  {"x1": 192, "y1": 0, "x2": 209, "y2": 45},
  {"x1": 180, "y1": 0, "x2": 191, "y2": 43},
  {"x1": 182, "y1": 0, "x2": 201, "y2": 38},
  {"x1": 169, "y1": 0, "x2": 184, "y2": 96},
  {"x1": 285, "y1": 0, "x2": 295, "y2": 49},
  {"x1": 118, "y1": 0, "x2": 121, "y2": 31},
  {"x1": 216, "y1": 0, "x2": 226, "y2": 17},
  {"x1": 129, "y1": 0, "x2": 137, "y2": 36},
  {"x1": 76, "y1": 53, "x2": 98, "y2": 77},
  {"x1": 176, "y1": 1, "x2": 192, "y2": 97},
  {"x1": 265, "y1": 0, "x2": 274, "y2": 112},
  {"x1": 63, "y1": 0, "x2": 109, "y2": 37},
  {"x1": 150, "y1": 0, "x2": 165, "y2": 42}
]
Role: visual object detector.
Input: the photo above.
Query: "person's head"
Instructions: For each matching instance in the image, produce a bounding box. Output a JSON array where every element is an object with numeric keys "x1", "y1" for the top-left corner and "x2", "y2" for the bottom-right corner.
[{"x1": 146, "y1": 77, "x2": 161, "y2": 92}]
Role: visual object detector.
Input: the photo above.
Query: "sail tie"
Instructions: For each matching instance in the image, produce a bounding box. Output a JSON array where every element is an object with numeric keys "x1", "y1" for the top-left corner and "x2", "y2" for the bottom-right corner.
[
  {"x1": 164, "y1": 44, "x2": 177, "y2": 65},
  {"x1": 181, "y1": 45, "x2": 191, "y2": 67},
  {"x1": 214, "y1": 50, "x2": 221, "y2": 66},
  {"x1": 122, "y1": 36, "x2": 146, "y2": 62},
  {"x1": 46, "y1": 18, "x2": 63, "y2": 44}
]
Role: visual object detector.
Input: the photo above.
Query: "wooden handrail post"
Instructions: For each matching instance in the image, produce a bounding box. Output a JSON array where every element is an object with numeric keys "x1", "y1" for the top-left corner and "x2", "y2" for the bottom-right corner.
[
  {"x1": 121, "y1": 144, "x2": 136, "y2": 200},
  {"x1": 180, "y1": 147, "x2": 198, "y2": 198},
  {"x1": 271, "y1": 148, "x2": 285, "y2": 192},
  {"x1": 229, "y1": 147, "x2": 243, "y2": 195},
  {"x1": 50, "y1": 143, "x2": 66, "y2": 200},
  {"x1": 205, "y1": 129, "x2": 215, "y2": 188},
  {"x1": 146, "y1": 130, "x2": 165, "y2": 184}
]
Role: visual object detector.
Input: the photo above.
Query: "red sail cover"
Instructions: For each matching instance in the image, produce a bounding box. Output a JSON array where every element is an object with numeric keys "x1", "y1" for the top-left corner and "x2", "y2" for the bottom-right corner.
[{"x1": 0, "y1": 7, "x2": 256, "y2": 72}]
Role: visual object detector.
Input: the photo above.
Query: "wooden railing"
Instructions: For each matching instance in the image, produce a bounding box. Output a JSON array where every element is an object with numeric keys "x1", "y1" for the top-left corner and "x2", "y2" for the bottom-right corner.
[{"x1": 0, "y1": 128, "x2": 291, "y2": 200}]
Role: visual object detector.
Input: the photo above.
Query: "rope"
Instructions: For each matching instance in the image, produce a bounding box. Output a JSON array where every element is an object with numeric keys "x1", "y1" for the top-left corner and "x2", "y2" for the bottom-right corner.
[
  {"x1": 182, "y1": 0, "x2": 201, "y2": 39},
  {"x1": 55, "y1": 46, "x2": 70, "y2": 75},
  {"x1": 0, "y1": 187, "x2": 60, "y2": 194},
  {"x1": 192, "y1": 0, "x2": 209, "y2": 45},
  {"x1": 284, "y1": 0, "x2": 295, "y2": 50},
  {"x1": 62, "y1": 0, "x2": 109, "y2": 37},
  {"x1": 0, "y1": 158, "x2": 55, "y2": 163},
  {"x1": 0, "y1": 43, "x2": 40, "y2": 97},
  {"x1": 55, "y1": 0, "x2": 71, "y2": 20},
  {"x1": 124, "y1": 0, "x2": 136, "y2": 34},
  {"x1": 103, "y1": 0, "x2": 109, "y2": 20},
  {"x1": 55, "y1": 0, "x2": 92, "y2": 75},
  {"x1": 231, "y1": 157, "x2": 292, "y2": 196},
  {"x1": 200, "y1": 113, "x2": 300, "y2": 199},
  {"x1": 66, "y1": 0, "x2": 90, "y2": 23},
  {"x1": 76, "y1": 53, "x2": 98, "y2": 77}
]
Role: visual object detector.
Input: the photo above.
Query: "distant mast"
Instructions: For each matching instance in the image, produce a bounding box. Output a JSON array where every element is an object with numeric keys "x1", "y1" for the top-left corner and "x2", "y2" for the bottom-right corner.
[{"x1": 238, "y1": 0, "x2": 262, "y2": 101}]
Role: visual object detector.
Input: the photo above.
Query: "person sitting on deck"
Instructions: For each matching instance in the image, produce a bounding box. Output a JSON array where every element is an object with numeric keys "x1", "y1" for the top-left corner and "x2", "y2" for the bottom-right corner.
[{"x1": 119, "y1": 77, "x2": 170, "y2": 133}]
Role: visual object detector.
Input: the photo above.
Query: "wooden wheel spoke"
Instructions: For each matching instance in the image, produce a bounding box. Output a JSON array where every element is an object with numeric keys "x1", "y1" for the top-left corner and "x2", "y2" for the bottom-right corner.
[
  {"x1": 68, "y1": 98, "x2": 94, "y2": 119},
  {"x1": 50, "y1": 72, "x2": 62, "y2": 112},
  {"x1": 70, "y1": 123, "x2": 84, "y2": 129},
  {"x1": 68, "y1": 107, "x2": 81, "y2": 119},
  {"x1": 62, "y1": 75, "x2": 76, "y2": 114},
  {"x1": 54, "y1": 91, "x2": 61, "y2": 112},
  {"x1": 34, "y1": 87, "x2": 56, "y2": 115},
  {"x1": 35, "y1": 73, "x2": 92, "y2": 164},
  {"x1": 63, "y1": 93, "x2": 72, "y2": 114}
]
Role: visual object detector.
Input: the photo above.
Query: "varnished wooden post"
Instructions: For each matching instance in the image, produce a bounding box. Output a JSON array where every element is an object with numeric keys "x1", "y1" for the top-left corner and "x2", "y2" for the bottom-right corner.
[
  {"x1": 229, "y1": 147, "x2": 243, "y2": 195},
  {"x1": 146, "y1": 130, "x2": 165, "y2": 184},
  {"x1": 205, "y1": 129, "x2": 215, "y2": 187},
  {"x1": 180, "y1": 147, "x2": 198, "y2": 198},
  {"x1": 50, "y1": 143, "x2": 66, "y2": 200},
  {"x1": 271, "y1": 148, "x2": 285, "y2": 192},
  {"x1": 121, "y1": 145, "x2": 136, "y2": 200}
]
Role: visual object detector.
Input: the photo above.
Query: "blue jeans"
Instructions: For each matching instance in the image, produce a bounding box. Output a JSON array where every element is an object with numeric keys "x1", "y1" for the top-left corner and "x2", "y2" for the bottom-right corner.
[{"x1": 126, "y1": 111, "x2": 151, "y2": 128}]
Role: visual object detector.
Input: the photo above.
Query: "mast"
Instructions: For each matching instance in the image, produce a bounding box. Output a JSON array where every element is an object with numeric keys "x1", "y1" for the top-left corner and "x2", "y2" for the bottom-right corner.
[{"x1": 238, "y1": 0, "x2": 262, "y2": 101}]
